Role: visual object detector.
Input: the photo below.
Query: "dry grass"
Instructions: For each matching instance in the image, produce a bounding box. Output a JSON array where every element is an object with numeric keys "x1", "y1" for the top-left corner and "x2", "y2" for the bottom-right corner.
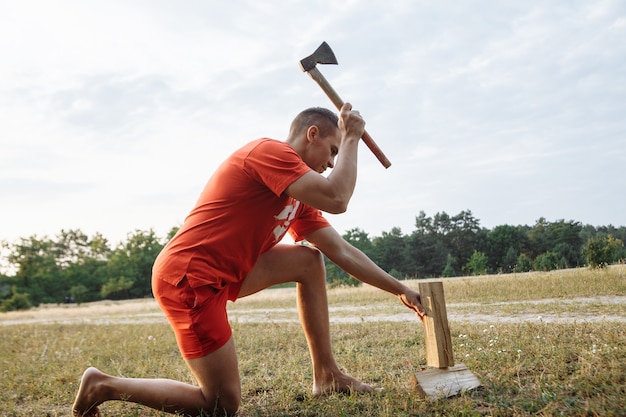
[{"x1": 1, "y1": 266, "x2": 625, "y2": 416}]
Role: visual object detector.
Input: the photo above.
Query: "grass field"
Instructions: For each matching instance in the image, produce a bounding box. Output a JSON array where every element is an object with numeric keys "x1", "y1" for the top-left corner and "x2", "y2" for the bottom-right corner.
[{"x1": 1, "y1": 266, "x2": 625, "y2": 416}]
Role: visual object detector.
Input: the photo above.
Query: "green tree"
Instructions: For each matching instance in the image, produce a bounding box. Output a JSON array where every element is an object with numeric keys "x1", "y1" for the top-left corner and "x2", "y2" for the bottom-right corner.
[
  {"x1": 463, "y1": 251, "x2": 488, "y2": 276},
  {"x1": 343, "y1": 228, "x2": 374, "y2": 255},
  {"x1": 582, "y1": 235, "x2": 624, "y2": 268},
  {"x1": 3, "y1": 230, "x2": 112, "y2": 305},
  {"x1": 0, "y1": 286, "x2": 32, "y2": 312},
  {"x1": 514, "y1": 253, "x2": 533, "y2": 272},
  {"x1": 58, "y1": 230, "x2": 111, "y2": 303},
  {"x1": 5, "y1": 236, "x2": 61, "y2": 305},
  {"x1": 527, "y1": 219, "x2": 583, "y2": 265},
  {"x1": 405, "y1": 233, "x2": 448, "y2": 278},
  {"x1": 446, "y1": 210, "x2": 485, "y2": 271},
  {"x1": 527, "y1": 217, "x2": 550, "y2": 257},
  {"x1": 408, "y1": 210, "x2": 483, "y2": 278},
  {"x1": 372, "y1": 227, "x2": 408, "y2": 277},
  {"x1": 101, "y1": 276, "x2": 135, "y2": 299},
  {"x1": 501, "y1": 247, "x2": 518, "y2": 273},
  {"x1": 441, "y1": 254, "x2": 457, "y2": 277},
  {"x1": 413, "y1": 211, "x2": 433, "y2": 235},
  {"x1": 485, "y1": 225, "x2": 529, "y2": 272},
  {"x1": 533, "y1": 251, "x2": 561, "y2": 271},
  {"x1": 105, "y1": 229, "x2": 165, "y2": 298},
  {"x1": 69, "y1": 284, "x2": 89, "y2": 304}
]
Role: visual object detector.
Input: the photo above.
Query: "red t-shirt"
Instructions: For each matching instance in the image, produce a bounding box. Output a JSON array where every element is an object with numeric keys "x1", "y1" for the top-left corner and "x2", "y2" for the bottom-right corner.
[{"x1": 153, "y1": 138, "x2": 330, "y2": 290}]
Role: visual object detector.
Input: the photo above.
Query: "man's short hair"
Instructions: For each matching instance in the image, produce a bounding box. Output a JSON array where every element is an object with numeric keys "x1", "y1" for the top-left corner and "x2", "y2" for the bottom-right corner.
[{"x1": 289, "y1": 107, "x2": 339, "y2": 138}]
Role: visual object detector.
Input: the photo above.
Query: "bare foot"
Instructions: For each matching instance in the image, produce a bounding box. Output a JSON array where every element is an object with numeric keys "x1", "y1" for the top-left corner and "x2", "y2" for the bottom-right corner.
[
  {"x1": 72, "y1": 367, "x2": 107, "y2": 417},
  {"x1": 312, "y1": 371, "x2": 382, "y2": 396}
]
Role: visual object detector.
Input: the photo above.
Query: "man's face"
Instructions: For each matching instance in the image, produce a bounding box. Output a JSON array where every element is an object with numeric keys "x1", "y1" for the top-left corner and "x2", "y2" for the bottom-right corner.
[{"x1": 307, "y1": 127, "x2": 341, "y2": 173}]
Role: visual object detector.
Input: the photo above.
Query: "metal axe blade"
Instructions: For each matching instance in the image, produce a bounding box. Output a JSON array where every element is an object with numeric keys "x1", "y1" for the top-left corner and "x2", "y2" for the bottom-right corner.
[
  {"x1": 299, "y1": 41, "x2": 338, "y2": 72},
  {"x1": 299, "y1": 42, "x2": 392, "y2": 169}
]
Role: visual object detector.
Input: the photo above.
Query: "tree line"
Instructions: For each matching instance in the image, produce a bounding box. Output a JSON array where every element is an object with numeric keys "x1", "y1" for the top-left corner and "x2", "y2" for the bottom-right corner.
[
  {"x1": 1, "y1": 210, "x2": 624, "y2": 311},
  {"x1": 325, "y1": 210, "x2": 625, "y2": 286}
]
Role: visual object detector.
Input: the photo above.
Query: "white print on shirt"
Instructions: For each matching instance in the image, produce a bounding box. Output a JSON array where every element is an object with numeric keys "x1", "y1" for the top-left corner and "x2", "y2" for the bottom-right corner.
[{"x1": 272, "y1": 200, "x2": 300, "y2": 241}]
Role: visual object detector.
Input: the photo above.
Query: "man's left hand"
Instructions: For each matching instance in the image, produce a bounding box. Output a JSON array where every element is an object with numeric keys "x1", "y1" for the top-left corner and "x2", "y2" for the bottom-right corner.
[{"x1": 398, "y1": 289, "x2": 426, "y2": 321}]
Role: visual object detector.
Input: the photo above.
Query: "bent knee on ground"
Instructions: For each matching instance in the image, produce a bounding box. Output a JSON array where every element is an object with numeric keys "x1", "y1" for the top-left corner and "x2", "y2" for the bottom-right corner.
[
  {"x1": 204, "y1": 390, "x2": 240, "y2": 416},
  {"x1": 221, "y1": 397, "x2": 241, "y2": 416}
]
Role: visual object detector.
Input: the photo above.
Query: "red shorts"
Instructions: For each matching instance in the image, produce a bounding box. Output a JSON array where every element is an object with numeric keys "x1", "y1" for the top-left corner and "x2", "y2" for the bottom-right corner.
[{"x1": 153, "y1": 275, "x2": 242, "y2": 359}]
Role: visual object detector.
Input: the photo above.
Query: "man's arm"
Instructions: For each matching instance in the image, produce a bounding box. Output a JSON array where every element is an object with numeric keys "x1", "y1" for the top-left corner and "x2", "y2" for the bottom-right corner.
[
  {"x1": 304, "y1": 226, "x2": 426, "y2": 319},
  {"x1": 285, "y1": 103, "x2": 363, "y2": 214}
]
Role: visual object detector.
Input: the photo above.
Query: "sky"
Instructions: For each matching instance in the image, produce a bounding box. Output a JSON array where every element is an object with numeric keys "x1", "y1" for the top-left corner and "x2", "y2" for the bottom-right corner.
[{"x1": 1, "y1": 0, "x2": 625, "y2": 247}]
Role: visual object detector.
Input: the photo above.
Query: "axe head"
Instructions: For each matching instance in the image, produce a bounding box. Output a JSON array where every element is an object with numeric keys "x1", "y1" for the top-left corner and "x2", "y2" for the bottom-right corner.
[{"x1": 299, "y1": 41, "x2": 338, "y2": 72}]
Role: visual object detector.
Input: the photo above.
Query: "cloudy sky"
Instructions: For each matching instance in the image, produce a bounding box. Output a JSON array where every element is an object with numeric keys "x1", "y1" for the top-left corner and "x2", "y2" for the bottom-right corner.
[{"x1": 1, "y1": 0, "x2": 624, "y2": 246}]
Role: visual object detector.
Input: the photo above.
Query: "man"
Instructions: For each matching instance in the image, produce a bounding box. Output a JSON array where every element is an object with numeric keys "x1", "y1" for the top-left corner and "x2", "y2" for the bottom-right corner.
[{"x1": 72, "y1": 103, "x2": 425, "y2": 416}]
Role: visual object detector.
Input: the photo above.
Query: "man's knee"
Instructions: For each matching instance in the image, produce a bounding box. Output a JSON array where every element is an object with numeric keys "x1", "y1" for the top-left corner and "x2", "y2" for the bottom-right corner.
[
  {"x1": 217, "y1": 392, "x2": 240, "y2": 416},
  {"x1": 300, "y1": 245, "x2": 325, "y2": 275},
  {"x1": 202, "y1": 388, "x2": 240, "y2": 416}
]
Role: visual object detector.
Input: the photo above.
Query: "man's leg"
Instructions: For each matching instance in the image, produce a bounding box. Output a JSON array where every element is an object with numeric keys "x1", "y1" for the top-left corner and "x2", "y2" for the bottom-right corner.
[
  {"x1": 72, "y1": 336, "x2": 241, "y2": 416},
  {"x1": 239, "y1": 244, "x2": 376, "y2": 395}
]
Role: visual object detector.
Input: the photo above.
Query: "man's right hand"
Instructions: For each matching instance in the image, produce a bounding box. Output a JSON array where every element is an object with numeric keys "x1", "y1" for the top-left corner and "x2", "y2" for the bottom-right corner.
[{"x1": 338, "y1": 102, "x2": 366, "y2": 143}]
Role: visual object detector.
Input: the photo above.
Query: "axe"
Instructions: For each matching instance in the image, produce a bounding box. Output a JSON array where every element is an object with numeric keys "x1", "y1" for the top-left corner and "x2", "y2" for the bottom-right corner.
[{"x1": 299, "y1": 42, "x2": 392, "y2": 169}]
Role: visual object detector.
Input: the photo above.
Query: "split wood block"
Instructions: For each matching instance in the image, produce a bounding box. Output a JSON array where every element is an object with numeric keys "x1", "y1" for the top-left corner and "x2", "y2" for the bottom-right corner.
[
  {"x1": 411, "y1": 364, "x2": 481, "y2": 400},
  {"x1": 412, "y1": 281, "x2": 481, "y2": 399},
  {"x1": 419, "y1": 281, "x2": 454, "y2": 368}
]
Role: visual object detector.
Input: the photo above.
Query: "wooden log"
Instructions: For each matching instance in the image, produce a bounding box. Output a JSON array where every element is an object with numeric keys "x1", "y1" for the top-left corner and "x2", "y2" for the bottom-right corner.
[
  {"x1": 419, "y1": 281, "x2": 454, "y2": 368},
  {"x1": 411, "y1": 281, "x2": 481, "y2": 399},
  {"x1": 411, "y1": 363, "x2": 481, "y2": 399}
]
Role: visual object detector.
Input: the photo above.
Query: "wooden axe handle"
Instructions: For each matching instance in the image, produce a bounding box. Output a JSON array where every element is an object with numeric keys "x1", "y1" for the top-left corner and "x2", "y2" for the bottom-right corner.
[{"x1": 307, "y1": 67, "x2": 392, "y2": 168}]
